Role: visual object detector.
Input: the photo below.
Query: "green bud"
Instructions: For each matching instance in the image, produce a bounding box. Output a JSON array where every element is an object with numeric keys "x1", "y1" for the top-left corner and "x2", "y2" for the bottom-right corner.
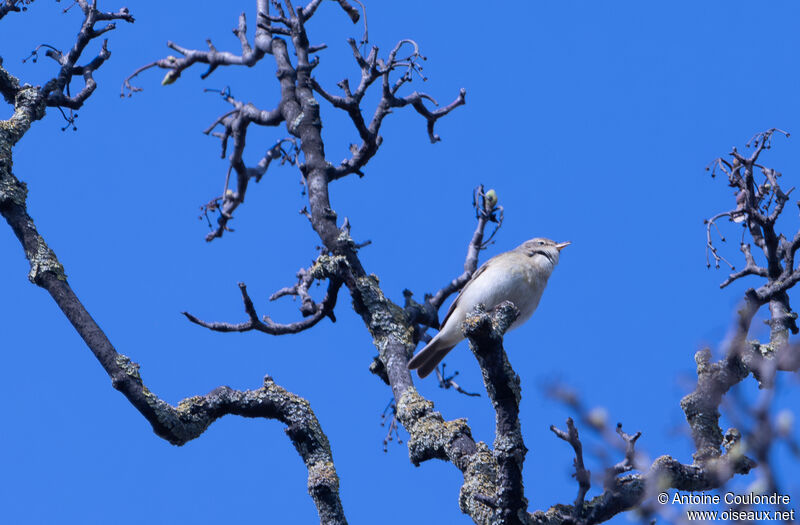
[
  {"x1": 161, "y1": 70, "x2": 180, "y2": 86},
  {"x1": 484, "y1": 189, "x2": 498, "y2": 210}
]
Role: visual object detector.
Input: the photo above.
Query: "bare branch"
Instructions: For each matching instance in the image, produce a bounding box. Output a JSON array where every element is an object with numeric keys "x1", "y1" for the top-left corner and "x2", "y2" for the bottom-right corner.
[
  {"x1": 332, "y1": 0, "x2": 360, "y2": 23},
  {"x1": 433, "y1": 364, "x2": 480, "y2": 397},
  {"x1": 706, "y1": 133, "x2": 800, "y2": 347},
  {"x1": 550, "y1": 418, "x2": 591, "y2": 517},
  {"x1": 0, "y1": 0, "x2": 34, "y2": 22},
  {"x1": 704, "y1": 211, "x2": 736, "y2": 270},
  {"x1": 720, "y1": 243, "x2": 768, "y2": 288},
  {"x1": 310, "y1": 36, "x2": 465, "y2": 180},
  {"x1": 184, "y1": 278, "x2": 341, "y2": 335},
  {"x1": 380, "y1": 400, "x2": 403, "y2": 452},
  {"x1": 201, "y1": 126, "x2": 294, "y2": 242},
  {"x1": 40, "y1": 4, "x2": 133, "y2": 109},
  {"x1": 606, "y1": 424, "x2": 642, "y2": 481},
  {"x1": 745, "y1": 128, "x2": 790, "y2": 160},
  {"x1": 122, "y1": 8, "x2": 272, "y2": 96},
  {"x1": 396, "y1": 87, "x2": 466, "y2": 143}
]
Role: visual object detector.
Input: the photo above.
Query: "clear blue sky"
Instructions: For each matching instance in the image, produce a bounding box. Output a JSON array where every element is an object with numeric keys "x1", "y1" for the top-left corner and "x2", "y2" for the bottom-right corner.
[{"x1": 2, "y1": 1, "x2": 799, "y2": 524}]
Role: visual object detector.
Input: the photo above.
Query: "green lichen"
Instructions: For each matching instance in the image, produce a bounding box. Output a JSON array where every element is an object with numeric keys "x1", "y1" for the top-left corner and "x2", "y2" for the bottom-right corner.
[
  {"x1": 26, "y1": 229, "x2": 66, "y2": 283},
  {"x1": 353, "y1": 275, "x2": 415, "y2": 354},
  {"x1": 307, "y1": 460, "x2": 339, "y2": 493},
  {"x1": 694, "y1": 348, "x2": 712, "y2": 374},
  {"x1": 309, "y1": 254, "x2": 348, "y2": 280},
  {"x1": 0, "y1": 162, "x2": 66, "y2": 284},
  {"x1": 398, "y1": 387, "x2": 474, "y2": 469},
  {"x1": 114, "y1": 354, "x2": 193, "y2": 442},
  {"x1": 176, "y1": 395, "x2": 206, "y2": 414},
  {"x1": 289, "y1": 111, "x2": 305, "y2": 133},
  {"x1": 115, "y1": 354, "x2": 143, "y2": 383},
  {"x1": 752, "y1": 340, "x2": 775, "y2": 357},
  {"x1": 494, "y1": 431, "x2": 525, "y2": 464},
  {"x1": 458, "y1": 441, "x2": 498, "y2": 522},
  {"x1": 0, "y1": 170, "x2": 27, "y2": 207},
  {"x1": 0, "y1": 64, "x2": 21, "y2": 101},
  {"x1": 396, "y1": 387, "x2": 431, "y2": 421},
  {"x1": 2, "y1": 86, "x2": 46, "y2": 144},
  {"x1": 335, "y1": 229, "x2": 357, "y2": 250}
]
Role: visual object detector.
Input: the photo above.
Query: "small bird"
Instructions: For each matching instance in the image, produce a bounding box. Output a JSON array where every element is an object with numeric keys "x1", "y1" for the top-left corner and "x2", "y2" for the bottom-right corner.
[{"x1": 408, "y1": 237, "x2": 570, "y2": 378}]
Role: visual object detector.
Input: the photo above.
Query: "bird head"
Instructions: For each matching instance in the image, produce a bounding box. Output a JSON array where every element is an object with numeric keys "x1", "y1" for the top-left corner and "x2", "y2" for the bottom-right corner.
[{"x1": 517, "y1": 238, "x2": 571, "y2": 266}]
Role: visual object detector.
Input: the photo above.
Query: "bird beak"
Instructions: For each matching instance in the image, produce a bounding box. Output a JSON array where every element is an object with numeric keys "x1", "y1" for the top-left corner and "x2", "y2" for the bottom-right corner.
[{"x1": 555, "y1": 241, "x2": 571, "y2": 251}]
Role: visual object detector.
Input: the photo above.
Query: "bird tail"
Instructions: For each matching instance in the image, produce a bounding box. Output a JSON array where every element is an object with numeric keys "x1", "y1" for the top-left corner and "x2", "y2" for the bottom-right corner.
[{"x1": 408, "y1": 334, "x2": 457, "y2": 379}]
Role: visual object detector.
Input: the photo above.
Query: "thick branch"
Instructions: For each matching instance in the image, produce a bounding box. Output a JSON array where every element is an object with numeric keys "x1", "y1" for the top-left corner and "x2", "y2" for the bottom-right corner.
[
  {"x1": 464, "y1": 302, "x2": 528, "y2": 525},
  {"x1": 0, "y1": 158, "x2": 347, "y2": 524},
  {"x1": 126, "y1": 5, "x2": 497, "y2": 522},
  {"x1": 680, "y1": 294, "x2": 757, "y2": 461},
  {"x1": 277, "y1": 9, "x2": 513, "y2": 523},
  {"x1": 0, "y1": 79, "x2": 46, "y2": 147}
]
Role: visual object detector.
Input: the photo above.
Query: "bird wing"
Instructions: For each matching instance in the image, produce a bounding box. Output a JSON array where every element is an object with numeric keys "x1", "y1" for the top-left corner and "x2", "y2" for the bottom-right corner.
[{"x1": 439, "y1": 257, "x2": 493, "y2": 328}]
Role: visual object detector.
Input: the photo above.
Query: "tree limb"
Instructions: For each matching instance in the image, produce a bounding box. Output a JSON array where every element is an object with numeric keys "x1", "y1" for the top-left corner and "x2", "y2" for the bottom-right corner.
[{"x1": 465, "y1": 302, "x2": 528, "y2": 525}]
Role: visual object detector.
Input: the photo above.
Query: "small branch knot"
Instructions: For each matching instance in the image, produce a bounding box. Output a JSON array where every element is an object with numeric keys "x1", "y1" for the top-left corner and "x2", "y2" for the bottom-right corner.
[
  {"x1": 492, "y1": 301, "x2": 520, "y2": 335},
  {"x1": 694, "y1": 348, "x2": 712, "y2": 374}
]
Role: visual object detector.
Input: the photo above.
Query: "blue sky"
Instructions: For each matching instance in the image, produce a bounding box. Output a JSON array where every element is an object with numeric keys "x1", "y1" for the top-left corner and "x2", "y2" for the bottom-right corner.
[{"x1": 2, "y1": 1, "x2": 800, "y2": 524}]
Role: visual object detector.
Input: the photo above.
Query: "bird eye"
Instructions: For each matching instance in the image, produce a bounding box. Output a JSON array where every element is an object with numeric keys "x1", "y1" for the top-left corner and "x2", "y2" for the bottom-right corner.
[{"x1": 537, "y1": 240, "x2": 544, "y2": 245}]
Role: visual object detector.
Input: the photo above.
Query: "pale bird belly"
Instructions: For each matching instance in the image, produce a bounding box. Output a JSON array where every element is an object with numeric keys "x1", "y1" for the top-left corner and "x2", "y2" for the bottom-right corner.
[
  {"x1": 504, "y1": 266, "x2": 546, "y2": 329},
  {"x1": 459, "y1": 263, "x2": 546, "y2": 331}
]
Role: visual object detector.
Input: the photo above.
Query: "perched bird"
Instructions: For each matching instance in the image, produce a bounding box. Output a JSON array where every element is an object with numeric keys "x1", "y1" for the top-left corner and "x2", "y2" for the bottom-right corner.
[{"x1": 408, "y1": 237, "x2": 570, "y2": 378}]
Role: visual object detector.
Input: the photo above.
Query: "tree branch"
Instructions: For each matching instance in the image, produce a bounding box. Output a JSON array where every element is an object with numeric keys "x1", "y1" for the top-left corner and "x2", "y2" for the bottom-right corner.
[
  {"x1": 201, "y1": 130, "x2": 295, "y2": 242},
  {"x1": 309, "y1": 36, "x2": 465, "y2": 181},
  {"x1": 122, "y1": 6, "x2": 272, "y2": 96},
  {"x1": 0, "y1": 0, "x2": 33, "y2": 21},
  {"x1": 428, "y1": 186, "x2": 502, "y2": 312},
  {"x1": 184, "y1": 276, "x2": 342, "y2": 335},
  {"x1": 719, "y1": 243, "x2": 768, "y2": 288},
  {"x1": 464, "y1": 302, "x2": 529, "y2": 525},
  {"x1": 550, "y1": 418, "x2": 591, "y2": 518},
  {"x1": 38, "y1": 3, "x2": 133, "y2": 109},
  {"x1": 1, "y1": 131, "x2": 346, "y2": 524}
]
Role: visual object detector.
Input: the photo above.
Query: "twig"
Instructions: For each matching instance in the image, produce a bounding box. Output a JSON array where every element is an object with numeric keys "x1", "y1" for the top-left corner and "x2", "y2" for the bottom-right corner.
[{"x1": 550, "y1": 418, "x2": 591, "y2": 518}]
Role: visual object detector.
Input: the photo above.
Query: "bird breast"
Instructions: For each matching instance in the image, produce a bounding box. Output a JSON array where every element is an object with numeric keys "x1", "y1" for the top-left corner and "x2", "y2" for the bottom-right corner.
[{"x1": 458, "y1": 253, "x2": 553, "y2": 330}]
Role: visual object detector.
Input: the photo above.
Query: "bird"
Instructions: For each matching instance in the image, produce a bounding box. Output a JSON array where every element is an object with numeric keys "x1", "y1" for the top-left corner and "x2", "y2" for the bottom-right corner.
[{"x1": 408, "y1": 237, "x2": 570, "y2": 378}]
